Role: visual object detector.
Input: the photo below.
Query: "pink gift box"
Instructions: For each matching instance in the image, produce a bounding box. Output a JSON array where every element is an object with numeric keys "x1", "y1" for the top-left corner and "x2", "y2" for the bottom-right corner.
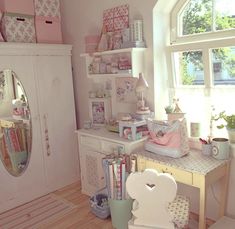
[
  {"x1": 0, "y1": 0, "x2": 34, "y2": 15},
  {"x1": 35, "y1": 16, "x2": 62, "y2": 44},
  {"x1": 34, "y1": 0, "x2": 60, "y2": 18},
  {"x1": 1, "y1": 12, "x2": 36, "y2": 43},
  {"x1": 85, "y1": 35, "x2": 99, "y2": 53},
  {"x1": 103, "y1": 4, "x2": 129, "y2": 32}
]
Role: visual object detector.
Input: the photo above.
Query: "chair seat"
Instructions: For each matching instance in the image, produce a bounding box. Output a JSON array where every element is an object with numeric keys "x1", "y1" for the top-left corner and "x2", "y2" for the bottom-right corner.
[
  {"x1": 128, "y1": 195, "x2": 190, "y2": 229},
  {"x1": 168, "y1": 195, "x2": 190, "y2": 229}
]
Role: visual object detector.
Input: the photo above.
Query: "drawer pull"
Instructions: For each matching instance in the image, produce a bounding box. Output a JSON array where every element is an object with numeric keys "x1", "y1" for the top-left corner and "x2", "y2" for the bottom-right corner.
[{"x1": 17, "y1": 18, "x2": 25, "y2": 22}]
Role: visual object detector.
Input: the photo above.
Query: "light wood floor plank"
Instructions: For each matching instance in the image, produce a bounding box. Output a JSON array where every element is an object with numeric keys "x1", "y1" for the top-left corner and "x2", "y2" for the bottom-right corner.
[
  {"x1": 40, "y1": 182, "x2": 114, "y2": 229},
  {"x1": 2, "y1": 181, "x2": 213, "y2": 229}
]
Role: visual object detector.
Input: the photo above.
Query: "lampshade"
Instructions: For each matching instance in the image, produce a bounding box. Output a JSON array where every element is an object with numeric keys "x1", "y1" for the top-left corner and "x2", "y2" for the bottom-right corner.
[{"x1": 135, "y1": 73, "x2": 149, "y2": 93}]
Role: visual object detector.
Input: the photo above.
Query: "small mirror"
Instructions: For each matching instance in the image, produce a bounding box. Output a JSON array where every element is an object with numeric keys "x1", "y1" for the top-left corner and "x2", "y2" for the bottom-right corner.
[{"x1": 0, "y1": 70, "x2": 31, "y2": 176}]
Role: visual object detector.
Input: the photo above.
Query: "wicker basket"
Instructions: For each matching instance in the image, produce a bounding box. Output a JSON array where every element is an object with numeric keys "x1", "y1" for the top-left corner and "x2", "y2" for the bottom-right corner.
[{"x1": 90, "y1": 191, "x2": 110, "y2": 219}]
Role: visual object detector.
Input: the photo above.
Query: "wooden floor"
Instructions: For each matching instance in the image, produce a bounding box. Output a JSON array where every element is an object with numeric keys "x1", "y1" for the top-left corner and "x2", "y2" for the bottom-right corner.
[
  {"x1": 41, "y1": 181, "x2": 114, "y2": 229},
  {"x1": 36, "y1": 181, "x2": 214, "y2": 229}
]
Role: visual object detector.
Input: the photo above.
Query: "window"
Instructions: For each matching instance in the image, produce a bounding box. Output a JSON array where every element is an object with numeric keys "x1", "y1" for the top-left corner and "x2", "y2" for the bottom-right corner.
[
  {"x1": 168, "y1": 0, "x2": 235, "y2": 137},
  {"x1": 180, "y1": 0, "x2": 235, "y2": 35},
  {"x1": 211, "y1": 46, "x2": 235, "y2": 85}
]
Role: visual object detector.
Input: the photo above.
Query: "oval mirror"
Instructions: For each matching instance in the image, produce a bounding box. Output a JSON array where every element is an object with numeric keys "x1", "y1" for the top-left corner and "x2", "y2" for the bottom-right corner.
[{"x1": 0, "y1": 69, "x2": 31, "y2": 176}]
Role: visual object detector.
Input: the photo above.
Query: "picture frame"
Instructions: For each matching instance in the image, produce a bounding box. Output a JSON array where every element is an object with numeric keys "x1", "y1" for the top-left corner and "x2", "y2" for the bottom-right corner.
[
  {"x1": 115, "y1": 77, "x2": 137, "y2": 103},
  {"x1": 89, "y1": 97, "x2": 112, "y2": 126}
]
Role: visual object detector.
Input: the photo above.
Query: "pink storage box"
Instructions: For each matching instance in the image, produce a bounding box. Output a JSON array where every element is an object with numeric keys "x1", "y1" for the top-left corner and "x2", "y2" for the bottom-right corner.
[
  {"x1": 0, "y1": 0, "x2": 34, "y2": 15},
  {"x1": 85, "y1": 35, "x2": 99, "y2": 53},
  {"x1": 35, "y1": 16, "x2": 62, "y2": 44},
  {"x1": 1, "y1": 12, "x2": 36, "y2": 43},
  {"x1": 34, "y1": 0, "x2": 60, "y2": 18}
]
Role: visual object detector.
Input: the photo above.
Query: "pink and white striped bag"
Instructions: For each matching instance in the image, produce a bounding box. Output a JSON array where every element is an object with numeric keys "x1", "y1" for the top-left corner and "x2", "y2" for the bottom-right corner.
[{"x1": 145, "y1": 118, "x2": 190, "y2": 158}]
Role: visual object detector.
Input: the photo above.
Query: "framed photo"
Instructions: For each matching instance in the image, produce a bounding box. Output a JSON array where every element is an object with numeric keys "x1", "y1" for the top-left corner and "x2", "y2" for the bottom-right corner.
[{"x1": 89, "y1": 98, "x2": 112, "y2": 126}]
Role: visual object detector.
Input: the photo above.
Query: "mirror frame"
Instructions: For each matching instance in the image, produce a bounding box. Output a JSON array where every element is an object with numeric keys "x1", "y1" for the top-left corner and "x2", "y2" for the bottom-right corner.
[{"x1": 0, "y1": 69, "x2": 32, "y2": 177}]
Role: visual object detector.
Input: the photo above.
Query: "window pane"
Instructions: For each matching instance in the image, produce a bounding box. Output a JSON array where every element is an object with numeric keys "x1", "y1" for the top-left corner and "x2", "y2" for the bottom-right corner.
[
  {"x1": 212, "y1": 46, "x2": 235, "y2": 85},
  {"x1": 215, "y1": 0, "x2": 235, "y2": 31},
  {"x1": 173, "y1": 51, "x2": 204, "y2": 85},
  {"x1": 180, "y1": 0, "x2": 235, "y2": 35},
  {"x1": 181, "y1": 0, "x2": 212, "y2": 35}
]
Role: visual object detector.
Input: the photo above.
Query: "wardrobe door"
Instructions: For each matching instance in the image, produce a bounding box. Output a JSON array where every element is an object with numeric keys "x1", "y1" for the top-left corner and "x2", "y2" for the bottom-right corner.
[
  {"x1": 35, "y1": 55, "x2": 79, "y2": 191},
  {"x1": 0, "y1": 56, "x2": 46, "y2": 213}
]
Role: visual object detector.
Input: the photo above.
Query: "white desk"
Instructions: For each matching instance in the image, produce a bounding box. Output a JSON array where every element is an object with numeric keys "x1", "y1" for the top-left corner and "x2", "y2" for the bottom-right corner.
[
  {"x1": 136, "y1": 150, "x2": 230, "y2": 229},
  {"x1": 76, "y1": 128, "x2": 147, "y2": 196}
]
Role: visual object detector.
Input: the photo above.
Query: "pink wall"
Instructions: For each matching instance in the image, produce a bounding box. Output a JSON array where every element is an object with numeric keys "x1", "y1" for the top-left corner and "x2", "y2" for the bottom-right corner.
[{"x1": 60, "y1": 0, "x2": 156, "y2": 128}]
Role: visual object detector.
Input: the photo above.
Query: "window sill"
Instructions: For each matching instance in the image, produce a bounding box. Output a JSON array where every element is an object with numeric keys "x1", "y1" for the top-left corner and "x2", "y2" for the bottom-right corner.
[{"x1": 189, "y1": 137, "x2": 235, "y2": 157}]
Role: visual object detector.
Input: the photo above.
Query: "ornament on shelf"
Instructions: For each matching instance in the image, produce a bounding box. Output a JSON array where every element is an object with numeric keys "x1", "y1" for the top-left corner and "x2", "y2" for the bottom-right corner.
[
  {"x1": 173, "y1": 98, "x2": 182, "y2": 113},
  {"x1": 165, "y1": 98, "x2": 185, "y2": 121},
  {"x1": 97, "y1": 25, "x2": 108, "y2": 52}
]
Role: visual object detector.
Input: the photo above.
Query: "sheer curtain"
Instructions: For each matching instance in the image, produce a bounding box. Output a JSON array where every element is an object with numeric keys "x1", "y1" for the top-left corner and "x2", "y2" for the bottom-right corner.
[{"x1": 173, "y1": 87, "x2": 235, "y2": 139}]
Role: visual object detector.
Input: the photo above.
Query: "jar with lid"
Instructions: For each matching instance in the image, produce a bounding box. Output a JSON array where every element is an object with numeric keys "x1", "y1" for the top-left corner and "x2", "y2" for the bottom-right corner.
[
  {"x1": 110, "y1": 56, "x2": 119, "y2": 74},
  {"x1": 106, "y1": 63, "x2": 112, "y2": 73},
  {"x1": 111, "y1": 62, "x2": 119, "y2": 74},
  {"x1": 99, "y1": 62, "x2": 107, "y2": 74},
  {"x1": 92, "y1": 56, "x2": 101, "y2": 74}
]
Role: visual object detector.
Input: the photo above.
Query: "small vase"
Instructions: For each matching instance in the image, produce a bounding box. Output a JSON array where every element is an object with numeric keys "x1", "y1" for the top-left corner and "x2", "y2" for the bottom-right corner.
[{"x1": 227, "y1": 128, "x2": 235, "y2": 143}]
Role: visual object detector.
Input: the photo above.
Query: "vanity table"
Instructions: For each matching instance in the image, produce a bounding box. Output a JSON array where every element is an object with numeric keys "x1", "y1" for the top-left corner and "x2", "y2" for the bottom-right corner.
[{"x1": 136, "y1": 150, "x2": 230, "y2": 229}]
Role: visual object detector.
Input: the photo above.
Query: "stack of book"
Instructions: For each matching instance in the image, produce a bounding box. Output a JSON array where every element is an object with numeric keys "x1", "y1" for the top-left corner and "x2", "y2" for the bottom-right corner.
[{"x1": 102, "y1": 154, "x2": 137, "y2": 200}]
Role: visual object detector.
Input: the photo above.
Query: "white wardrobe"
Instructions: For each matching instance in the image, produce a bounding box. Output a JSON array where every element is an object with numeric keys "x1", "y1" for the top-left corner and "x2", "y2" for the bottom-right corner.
[{"x1": 0, "y1": 43, "x2": 79, "y2": 213}]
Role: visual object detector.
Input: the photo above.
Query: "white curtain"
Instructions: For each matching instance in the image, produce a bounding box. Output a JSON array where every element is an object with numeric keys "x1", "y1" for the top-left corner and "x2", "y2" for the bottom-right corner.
[{"x1": 173, "y1": 87, "x2": 235, "y2": 138}]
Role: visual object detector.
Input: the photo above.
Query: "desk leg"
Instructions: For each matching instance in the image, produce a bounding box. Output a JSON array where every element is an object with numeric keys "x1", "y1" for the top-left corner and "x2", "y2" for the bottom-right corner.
[
  {"x1": 131, "y1": 126, "x2": 137, "y2": 140},
  {"x1": 219, "y1": 163, "x2": 230, "y2": 218},
  {"x1": 199, "y1": 176, "x2": 206, "y2": 229}
]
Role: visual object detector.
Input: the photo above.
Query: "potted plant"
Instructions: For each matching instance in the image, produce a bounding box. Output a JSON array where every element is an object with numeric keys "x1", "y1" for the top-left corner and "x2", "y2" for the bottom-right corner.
[
  {"x1": 165, "y1": 98, "x2": 185, "y2": 121},
  {"x1": 212, "y1": 111, "x2": 235, "y2": 143}
]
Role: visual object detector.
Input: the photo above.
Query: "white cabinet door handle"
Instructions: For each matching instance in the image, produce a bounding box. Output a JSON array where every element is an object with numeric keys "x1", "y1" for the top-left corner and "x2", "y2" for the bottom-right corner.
[{"x1": 43, "y1": 114, "x2": 51, "y2": 156}]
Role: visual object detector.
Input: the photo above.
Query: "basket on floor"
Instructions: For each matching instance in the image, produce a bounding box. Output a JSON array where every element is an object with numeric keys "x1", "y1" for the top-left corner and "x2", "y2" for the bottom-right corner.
[{"x1": 90, "y1": 189, "x2": 110, "y2": 219}]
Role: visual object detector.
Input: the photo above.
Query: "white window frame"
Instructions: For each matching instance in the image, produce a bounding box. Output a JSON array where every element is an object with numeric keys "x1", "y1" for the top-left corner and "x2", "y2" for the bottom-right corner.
[
  {"x1": 168, "y1": 0, "x2": 235, "y2": 90},
  {"x1": 170, "y1": 0, "x2": 235, "y2": 45}
]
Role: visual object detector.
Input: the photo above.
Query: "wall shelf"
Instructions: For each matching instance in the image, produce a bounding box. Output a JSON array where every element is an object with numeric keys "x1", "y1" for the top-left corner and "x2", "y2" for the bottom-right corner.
[{"x1": 80, "y1": 47, "x2": 146, "y2": 79}]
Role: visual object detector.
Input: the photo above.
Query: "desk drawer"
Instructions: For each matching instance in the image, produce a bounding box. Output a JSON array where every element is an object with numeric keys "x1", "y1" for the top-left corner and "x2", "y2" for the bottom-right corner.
[
  {"x1": 80, "y1": 135, "x2": 101, "y2": 151},
  {"x1": 137, "y1": 156, "x2": 146, "y2": 172},
  {"x1": 101, "y1": 140, "x2": 125, "y2": 155},
  {"x1": 145, "y1": 160, "x2": 193, "y2": 185}
]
